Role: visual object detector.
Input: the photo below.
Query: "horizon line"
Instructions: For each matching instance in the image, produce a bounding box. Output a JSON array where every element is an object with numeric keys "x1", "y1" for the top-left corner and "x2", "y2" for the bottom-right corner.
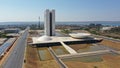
[{"x1": 0, "y1": 21, "x2": 120, "y2": 23}]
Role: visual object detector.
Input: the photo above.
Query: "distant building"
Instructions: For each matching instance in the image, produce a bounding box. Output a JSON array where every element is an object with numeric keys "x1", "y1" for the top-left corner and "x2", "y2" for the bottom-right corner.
[
  {"x1": 0, "y1": 27, "x2": 4, "y2": 30},
  {"x1": 0, "y1": 38, "x2": 7, "y2": 45},
  {"x1": 44, "y1": 9, "x2": 55, "y2": 36},
  {"x1": 4, "y1": 28, "x2": 20, "y2": 34},
  {"x1": 101, "y1": 26, "x2": 113, "y2": 31},
  {"x1": 38, "y1": 16, "x2": 41, "y2": 29}
]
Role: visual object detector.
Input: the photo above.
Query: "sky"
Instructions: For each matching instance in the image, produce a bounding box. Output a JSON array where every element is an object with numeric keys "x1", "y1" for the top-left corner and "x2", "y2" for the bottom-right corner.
[{"x1": 0, "y1": 0, "x2": 120, "y2": 22}]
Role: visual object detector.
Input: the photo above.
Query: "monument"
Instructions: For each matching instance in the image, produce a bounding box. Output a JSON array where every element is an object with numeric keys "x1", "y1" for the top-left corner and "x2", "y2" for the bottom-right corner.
[
  {"x1": 37, "y1": 9, "x2": 55, "y2": 41},
  {"x1": 44, "y1": 9, "x2": 55, "y2": 36}
]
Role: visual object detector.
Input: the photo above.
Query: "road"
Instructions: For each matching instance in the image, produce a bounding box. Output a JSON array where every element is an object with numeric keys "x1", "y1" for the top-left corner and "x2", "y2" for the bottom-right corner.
[
  {"x1": 2, "y1": 27, "x2": 29, "y2": 68},
  {"x1": 58, "y1": 50, "x2": 110, "y2": 59},
  {"x1": 92, "y1": 34, "x2": 120, "y2": 43},
  {"x1": 60, "y1": 41, "x2": 77, "y2": 54}
]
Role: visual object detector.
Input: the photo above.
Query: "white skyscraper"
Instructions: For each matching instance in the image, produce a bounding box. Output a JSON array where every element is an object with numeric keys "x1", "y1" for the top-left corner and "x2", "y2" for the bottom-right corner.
[{"x1": 44, "y1": 9, "x2": 55, "y2": 36}]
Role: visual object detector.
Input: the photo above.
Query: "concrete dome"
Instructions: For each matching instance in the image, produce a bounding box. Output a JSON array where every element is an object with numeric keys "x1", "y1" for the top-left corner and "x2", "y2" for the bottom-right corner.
[{"x1": 37, "y1": 35, "x2": 52, "y2": 41}]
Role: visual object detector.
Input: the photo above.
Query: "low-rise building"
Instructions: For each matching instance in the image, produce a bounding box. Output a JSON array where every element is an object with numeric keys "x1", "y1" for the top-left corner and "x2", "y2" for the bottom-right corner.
[
  {"x1": 3, "y1": 28, "x2": 20, "y2": 34},
  {"x1": 101, "y1": 26, "x2": 114, "y2": 31},
  {"x1": 0, "y1": 38, "x2": 7, "y2": 45}
]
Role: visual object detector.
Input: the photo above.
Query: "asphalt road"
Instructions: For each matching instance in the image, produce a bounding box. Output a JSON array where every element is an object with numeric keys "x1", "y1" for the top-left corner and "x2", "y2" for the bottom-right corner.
[
  {"x1": 2, "y1": 27, "x2": 29, "y2": 68},
  {"x1": 92, "y1": 34, "x2": 120, "y2": 43}
]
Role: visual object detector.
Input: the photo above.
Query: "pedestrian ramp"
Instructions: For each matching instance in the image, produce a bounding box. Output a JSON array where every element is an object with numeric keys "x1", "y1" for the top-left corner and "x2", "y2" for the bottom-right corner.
[{"x1": 60, "y1": 41, "x2": 77, "y2": 54}]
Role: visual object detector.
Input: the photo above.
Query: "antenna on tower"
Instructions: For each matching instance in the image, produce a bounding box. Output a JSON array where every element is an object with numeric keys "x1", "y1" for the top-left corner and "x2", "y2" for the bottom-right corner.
[{"x1": 38, "y1": 16, "x2": 40, "y2": 29}]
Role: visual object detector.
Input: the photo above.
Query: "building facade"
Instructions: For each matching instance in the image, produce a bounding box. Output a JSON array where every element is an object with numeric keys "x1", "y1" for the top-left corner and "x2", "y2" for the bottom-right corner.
[{"x1": 44, "y1": 9, "x2": 55, "y2": 36}]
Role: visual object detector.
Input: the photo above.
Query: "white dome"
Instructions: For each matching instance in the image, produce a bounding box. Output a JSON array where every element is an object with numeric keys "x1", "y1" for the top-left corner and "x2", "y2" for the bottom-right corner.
[
  {"x1": 69, "y1": 33, "x2": 91, "y2": 38},
  {"x1": 37, "y1": 35, "x2": 52, "y2": 41}
]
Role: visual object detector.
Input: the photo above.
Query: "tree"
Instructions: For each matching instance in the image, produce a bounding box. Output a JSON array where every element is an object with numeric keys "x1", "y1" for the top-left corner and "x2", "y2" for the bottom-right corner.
[
  {"x1": 0, "y1": 32, "x2": 7, "y2": 38},
  {"x1": 61, "y1": 29, "x2": 72, "y2": 34}
]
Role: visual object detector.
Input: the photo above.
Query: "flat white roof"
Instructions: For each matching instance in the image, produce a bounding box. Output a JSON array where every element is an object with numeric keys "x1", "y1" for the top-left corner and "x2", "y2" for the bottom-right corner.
[
  {"x1": 0, "y1": 38, "x2": 7, "y2": 45},
  {"x1": 6, "y1": 33, "x2": 20, "y2": 36},
  {"x1": 32, "y1": 36, "x2": 84, "y2": 44}
]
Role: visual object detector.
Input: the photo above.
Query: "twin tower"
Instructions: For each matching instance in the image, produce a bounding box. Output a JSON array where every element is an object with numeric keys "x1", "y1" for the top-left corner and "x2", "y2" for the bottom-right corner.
[{"x1": 44, "y1": 9, "x2": 55, "y2": 36}]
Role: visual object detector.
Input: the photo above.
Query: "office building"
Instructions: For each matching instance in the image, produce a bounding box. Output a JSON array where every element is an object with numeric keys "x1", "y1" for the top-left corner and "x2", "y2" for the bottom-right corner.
[{"x1": 44, "y1": 9, "x2": 55, "y2": 36}]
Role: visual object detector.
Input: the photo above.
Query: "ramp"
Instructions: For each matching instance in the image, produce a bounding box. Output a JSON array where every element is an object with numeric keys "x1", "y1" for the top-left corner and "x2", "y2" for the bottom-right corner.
[{"x1": 60, "y1": 41, "x2": 77, "y2": 54}]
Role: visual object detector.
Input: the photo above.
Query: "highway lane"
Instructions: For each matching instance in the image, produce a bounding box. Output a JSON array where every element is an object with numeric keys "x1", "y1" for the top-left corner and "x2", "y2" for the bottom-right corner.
[
  {"x1": 2, "y1": 27, "x2": 29, "y2": 68},
  {"x1": 92, "y1": 34, "x2": 120, "y2": 43}
]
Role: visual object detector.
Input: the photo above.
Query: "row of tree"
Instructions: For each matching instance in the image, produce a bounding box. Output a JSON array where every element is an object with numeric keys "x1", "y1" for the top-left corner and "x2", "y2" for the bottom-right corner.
[{"x1": 0, "y1": 32, "x2": 7, "y2": 38}]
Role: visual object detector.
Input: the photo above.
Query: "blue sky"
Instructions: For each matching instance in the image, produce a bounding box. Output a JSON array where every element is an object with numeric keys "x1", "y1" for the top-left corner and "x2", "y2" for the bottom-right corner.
[{"x1": 0, "y1": 0, "x2": 120, "y2": 22}]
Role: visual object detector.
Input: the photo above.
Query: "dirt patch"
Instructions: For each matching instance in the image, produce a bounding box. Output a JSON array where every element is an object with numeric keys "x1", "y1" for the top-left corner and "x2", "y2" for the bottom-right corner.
[
  {"x1": 62, "y1": 55, "x2": 103, "y2": 63},
  {"x1": 24, "y1": 45, "x2": 39, "y2": 68},
  {"x1": 64, "y1": 61, "x2": 88, "y2": 68},
  {"x1": 102, "y1": 55, "x2": 120, "y2": 68},
  {"x1": 99, "y1": 39, "x2": 120, "y2": 51},
  {"x1": 24, "y1": 46, "x2": 60, "y2": 68},
  {"x1": 63, "y1": 54, "x2": 120, "y2": 68},
  {"x1": 69, "y1": 44, "x2": 92, "y2": 51}
]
